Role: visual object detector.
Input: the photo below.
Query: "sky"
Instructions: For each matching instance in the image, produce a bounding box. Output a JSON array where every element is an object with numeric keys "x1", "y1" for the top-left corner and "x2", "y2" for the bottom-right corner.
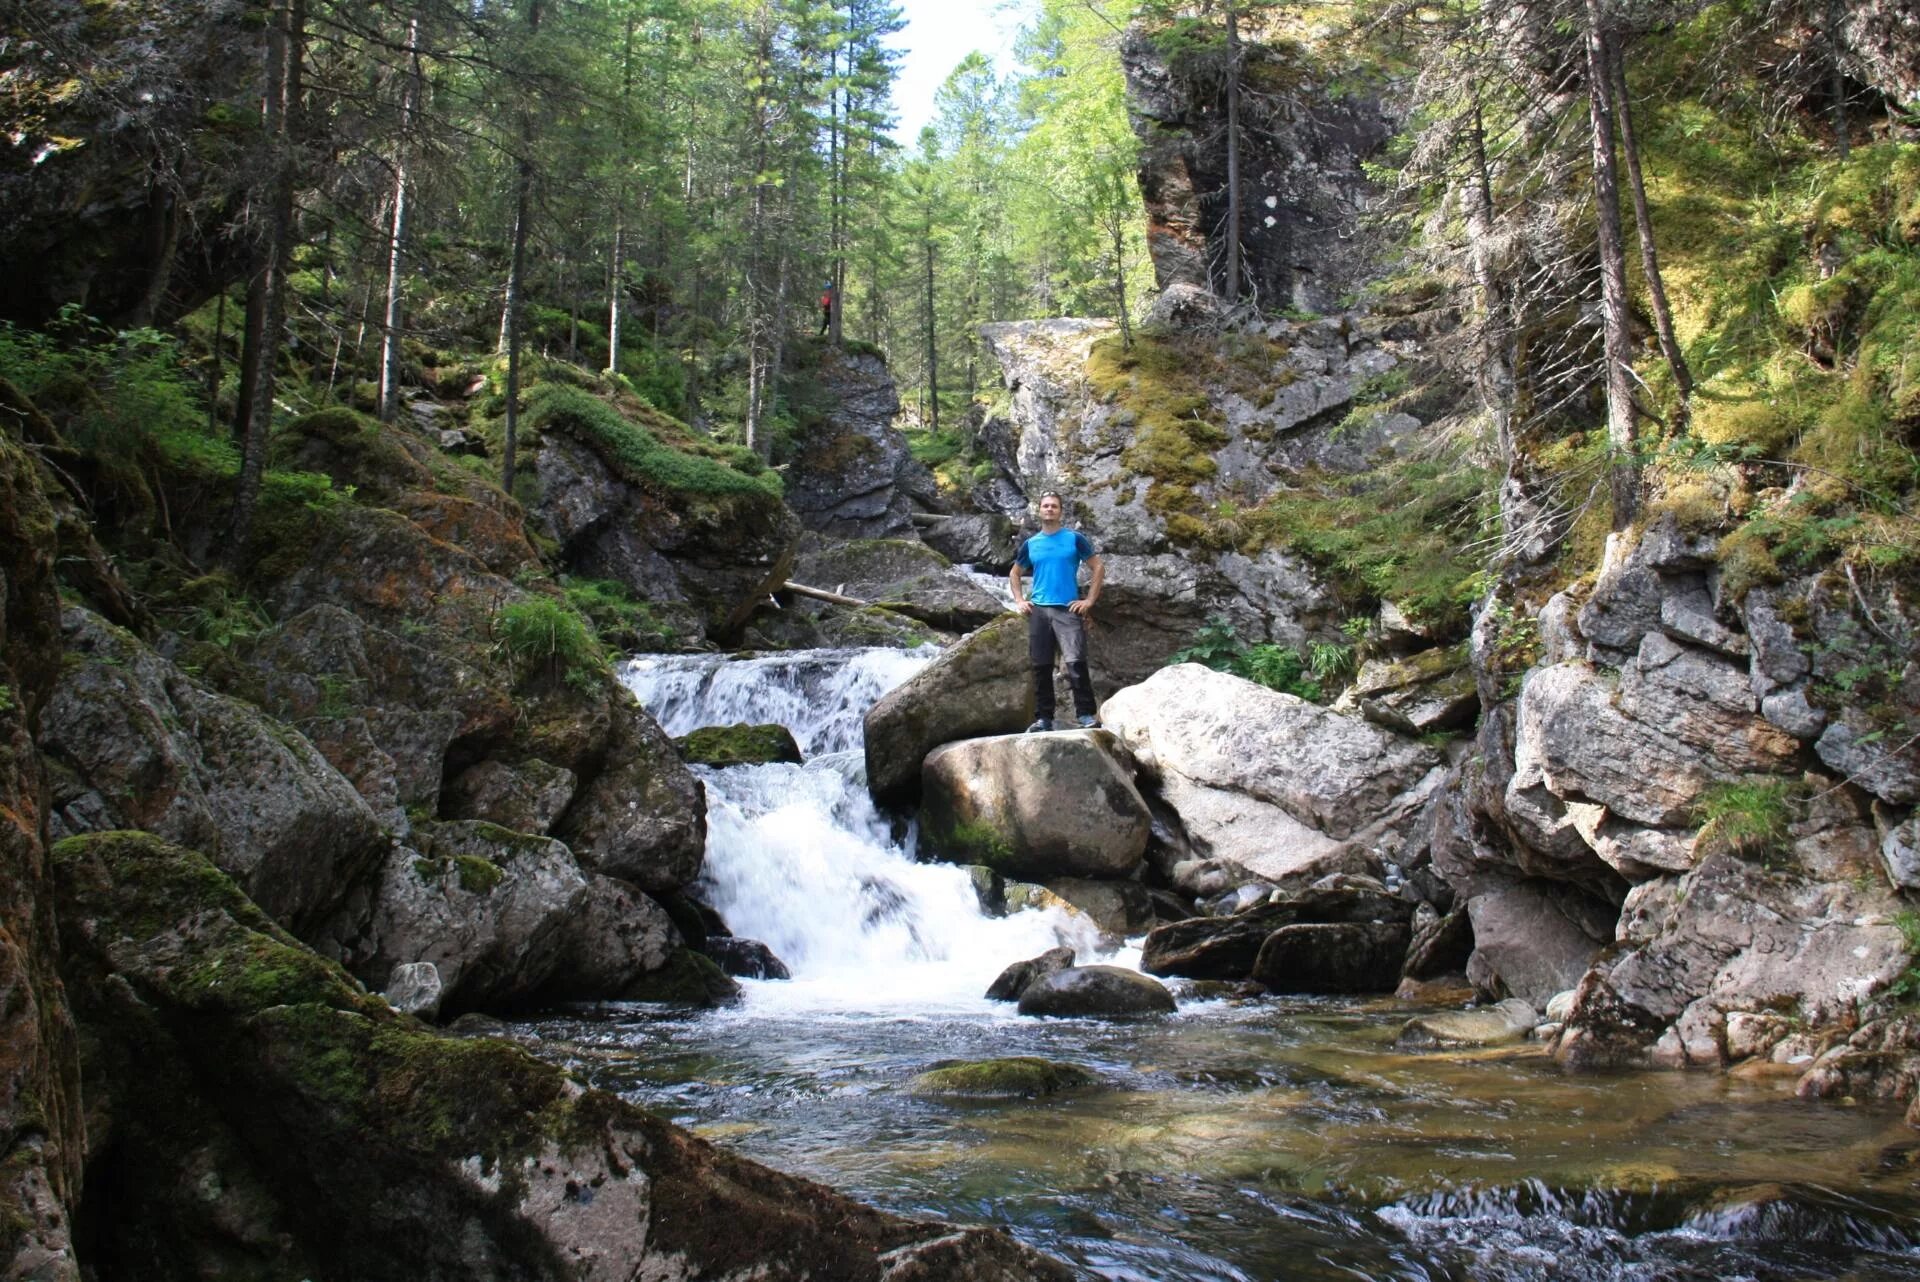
[{"x1": 887, "y1": 0, "x2": 1028, "y2": 144}]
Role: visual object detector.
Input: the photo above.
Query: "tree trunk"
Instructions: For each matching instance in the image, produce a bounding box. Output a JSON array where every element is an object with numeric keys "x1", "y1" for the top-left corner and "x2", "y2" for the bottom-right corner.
[
  {"x1": 1608, "y1": 40, "x2": 1691, "y2": 424},
  {"x1": 234, "y1": 269, "x2": 266, "y2": 439},
  {"x1": 1826, "y1": 0, "x2": 1849, "y2": 159},
  {"x1": 230, "y1": 0, "x2": 303, "y2": 549},
  {"x1": 501, "y1": 0, "x2": 543, "y2": 498},
  {"x1": 376, "y1": 16, "x2": 421, "y2": 425},
  {"x1": 1585, "y1": 0, "x2": 1637, "y2": 531},
  {"x1": 1222, "y1": 5, "x2": 1242, "y2": 304},
  {"x1": 923, "y1": 217, "x2": 938, "y2": 433}
]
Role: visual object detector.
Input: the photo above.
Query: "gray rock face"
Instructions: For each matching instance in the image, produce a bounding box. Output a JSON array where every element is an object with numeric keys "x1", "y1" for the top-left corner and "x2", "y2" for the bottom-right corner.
[
  {"x1": 246, "y1": 604, "x2": 517, "y2": 821},
  {"x1": 918, "y1": 732, "x2": 1150, "y2": 880},
  {"x1": 41, "y1": 608, "x2": 385, "y2": 935},
  {"x1": 442, "y1": 758, "x2": 579, "y2": 835},
  {"x1": 1016, "y1": 965, "x2": 1177, "y2": 1017},
  {"x1": 544, "y1": 874, "x2": 684, "y2": 998},
  {"x1": 1103, "y1": 664, "x2": 1442, "y2": 882},
  {"x1": 1463, "y1": 883, "x2": 1608, "y2": 1010},
  {"x1": 1251, "y1": 922, "x2": 1409, "y2": 993},
  {"x1": 920, "y1": 513, "x2": 1020, "y2": 570},
  {"x1": 553, "y1": 692, "x2": 706, "y2": 896},
  {"x1": 864, "y1": 614, "x2": 1033, "y2": 807},
  {"x1": 330, "y1": 821, "x2": 590, "y2": 1015},
  {"x1": 384, "y1": 962, "x2": 444, "y2": 1020},
  {"x1": 1344, "y1": 646, "x2": 1478, "y2": 736},
  {"x1": 782, "y1": 348, "x2": 935, "y2": 538},
  {"x1": 1120, "y1": 25, "x2": 1393, "y2": 311},
  {"x1": 1142, "y1": 879, "x2": 1412, "y2": 979}
]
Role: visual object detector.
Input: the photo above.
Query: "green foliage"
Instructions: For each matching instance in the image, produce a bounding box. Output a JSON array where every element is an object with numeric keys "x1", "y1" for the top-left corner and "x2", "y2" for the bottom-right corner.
[
  {"x1": 0, "y1": 315, "x2": 237, "y2": 503},
  {"x1": 1167, "y1": 615, "x2": 1337, "y2": 701},
  {"x1": 1692, "y1": 778, "x2": 1800, "y2": 864},
  {"x1": 0, "y1": 684, "x2": 14, "y2": 715},
  {"x1": 561, "y1": 577, "x2": 675, "y2": 652},
  {"x1": 521, "y1": 383, "x2": 781, "y2": 500},
  {"x1": 492, "y1": 596, "x2": 607, "y2": 691},
  {"x1": 1886, "y1": 912, "x2": 1920, "y2": 1006},
  {"x1": 156, "y1": 572, "x2": 271, "y2": 650}
]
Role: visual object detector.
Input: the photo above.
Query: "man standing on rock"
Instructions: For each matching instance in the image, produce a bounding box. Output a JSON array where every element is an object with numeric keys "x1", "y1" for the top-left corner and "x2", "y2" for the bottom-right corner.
[{"x1": 1010, "y1": 490, "x2": 1104, "y2": 732}]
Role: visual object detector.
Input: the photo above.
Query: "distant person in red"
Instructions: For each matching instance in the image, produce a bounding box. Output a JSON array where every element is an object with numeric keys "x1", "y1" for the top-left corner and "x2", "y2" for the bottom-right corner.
[
  {"x1": 819, "y1": 281, "x2": 835, "y2": 336},
  {"x1": 1009, "y1": 490, "x2": 1103, "y2": 732}
]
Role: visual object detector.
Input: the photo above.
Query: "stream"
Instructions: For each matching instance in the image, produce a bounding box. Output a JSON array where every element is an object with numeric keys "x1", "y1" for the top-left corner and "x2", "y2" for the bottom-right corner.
[{"x1": 525, "y1": 646, "x2": 1920, "y2": 1281}]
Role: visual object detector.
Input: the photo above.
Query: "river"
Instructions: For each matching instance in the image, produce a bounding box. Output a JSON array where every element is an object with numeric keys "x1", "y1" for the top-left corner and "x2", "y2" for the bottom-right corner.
[{"x1": 524, "y1": 646, "x2": 1920, "y2": 1281}]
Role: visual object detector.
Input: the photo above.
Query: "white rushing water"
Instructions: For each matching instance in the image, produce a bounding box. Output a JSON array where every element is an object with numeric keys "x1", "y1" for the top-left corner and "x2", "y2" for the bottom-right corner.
[{"x1": 620, "y1": 647, "x2": 1114, "y2": 1016}]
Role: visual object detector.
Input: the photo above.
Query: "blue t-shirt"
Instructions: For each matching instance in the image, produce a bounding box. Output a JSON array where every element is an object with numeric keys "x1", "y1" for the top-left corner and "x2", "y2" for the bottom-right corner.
[{"x1": 1016, "y1": 528, "x2": 1098, "y2": 606}]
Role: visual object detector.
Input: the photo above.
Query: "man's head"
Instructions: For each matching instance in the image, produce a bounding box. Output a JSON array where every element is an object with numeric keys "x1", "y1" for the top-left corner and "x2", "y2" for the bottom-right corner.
[{"x1": 1037, "y1": 491, "x2": 1064, "y2": 530}]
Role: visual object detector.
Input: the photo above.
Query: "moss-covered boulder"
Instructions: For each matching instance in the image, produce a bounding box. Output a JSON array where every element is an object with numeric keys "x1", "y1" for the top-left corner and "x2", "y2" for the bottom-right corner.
[
  {"x1": 40, "y1": 606, "x2": 386, "y2": 937},
  {"x1": 525, "y1": 386, "x2": 801, "y2": 644},
  {"x1": 910, "y1": 1057, "x2": 1097, "y2": 1098},
  {"x1": 52, "y1": 830, "x2": 1072, "y2": 1280},
  {"x1": 674, "y1": 722, "x2": 804, "y2": 767},
  {"x1": 863, "y1": 614, "x2": 1033, "y2": 808}
]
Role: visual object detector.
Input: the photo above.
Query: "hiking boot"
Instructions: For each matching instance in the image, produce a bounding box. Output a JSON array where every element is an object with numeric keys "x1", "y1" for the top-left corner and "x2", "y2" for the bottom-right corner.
[
  {"x1": 1076, "y1": 714, "x2": 1099, "y2": 730},
  {"x1": 1024, "y1": 718, "x2": 1053, "y2": 734}
]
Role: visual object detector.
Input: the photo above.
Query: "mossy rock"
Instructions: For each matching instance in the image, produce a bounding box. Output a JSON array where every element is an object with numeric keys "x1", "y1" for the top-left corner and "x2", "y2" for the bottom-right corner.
[
  {"x1": 619, "y1": 946, "x2": 741, "y2": 1007},
  {"x1": 909, "y1": 1057, "x2": 1097, "y2": 1098},
  {"x1": 673, "y1": 722, "x2": 803, "y2": 767}
]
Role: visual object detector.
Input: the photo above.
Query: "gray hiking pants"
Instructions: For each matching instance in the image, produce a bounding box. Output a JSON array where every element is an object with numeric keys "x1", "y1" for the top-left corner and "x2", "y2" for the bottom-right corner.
[{"x1": 1027, "y1": 606, "x2": 1096, "y2": 720}]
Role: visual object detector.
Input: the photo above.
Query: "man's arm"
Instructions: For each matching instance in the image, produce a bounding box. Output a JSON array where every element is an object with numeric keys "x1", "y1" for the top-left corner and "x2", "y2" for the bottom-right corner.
[
  {"x1": 1069, "y1": 555, "x2": 1104, "y2": 615},
  {"x1": 1009, "y1": 563, "x2": 1031, "y2": 614}
]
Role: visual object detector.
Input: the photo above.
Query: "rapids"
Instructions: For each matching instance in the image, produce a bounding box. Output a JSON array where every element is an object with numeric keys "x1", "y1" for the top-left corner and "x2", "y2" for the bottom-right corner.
[{"x1": 520, "y1": 646, "x2": 1920, "y2": 1281}]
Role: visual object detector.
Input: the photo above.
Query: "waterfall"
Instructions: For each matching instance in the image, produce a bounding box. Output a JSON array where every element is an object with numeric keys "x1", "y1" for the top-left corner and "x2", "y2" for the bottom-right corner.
[{"x1": 620, "y1": 647, "x2": 1111, "y2": 1014}]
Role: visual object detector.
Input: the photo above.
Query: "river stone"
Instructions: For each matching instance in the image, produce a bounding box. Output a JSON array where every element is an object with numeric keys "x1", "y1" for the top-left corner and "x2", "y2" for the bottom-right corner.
[
  {"x1": 328, "y1": 821, "x2": 589, "y2": 1015},
  {"x1": 917, "y1": 731, "x2": 1149, "y2": 880},
  {"x1": 704, "y1": 937, "x2": 791, "y2": 980},
  {"x1": 554, "y1": 689, "x2": 706, "y2": 895},
  {"x1": 1402, "y1": 904, "x2": 1474, "y2": 980},
  {"x1": 673, "y1": 722, "x2": 803, "y2": 767},
  {"x1": 987, "y1": 946, "x2": 1076, "y2": 1002},
  {"x1": 384, "y1": 962, "x2": 443, "y2": 1020},
  {"x1": 864, "y1": 613, "x2": 1032, "y2": 807},
  {"x1": 1017, "y1": 965, "x2": 1177, "y2": 1017},
  {"x1": 1038, "y1": 878, "x2": 1155, "y2": 938},
  {"x1": 1397, "y1": 998, "x2": 1539, "y2": 1049},
  {"x1": 1143, "y1": 881, "x2": 1413, "y2": 980},
  {"x1": 911, "y1": 1057, "x2": 1096, "y2": 1098},
  {"x1": 40, "y1": 606, "x2": 385, "y2": 936},
  {"x1": 1250, "y1": 922, "x2": 1409, "y2": 993}
]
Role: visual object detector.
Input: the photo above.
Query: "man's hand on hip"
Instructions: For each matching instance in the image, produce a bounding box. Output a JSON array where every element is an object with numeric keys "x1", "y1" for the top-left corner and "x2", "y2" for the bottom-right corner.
[
  {"x1": 1068, "y1": 598, "x2": 1094, "y2": 616},
  {"x1": 1013, "y1": 599, "x2": 1032, "y2": 615}
]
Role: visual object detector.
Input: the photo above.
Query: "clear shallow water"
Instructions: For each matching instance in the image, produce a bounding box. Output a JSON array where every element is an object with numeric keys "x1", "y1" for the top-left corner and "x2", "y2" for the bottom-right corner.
[{"x1": 548, "y1": 647, "x2": 1920, "y2": 1281}]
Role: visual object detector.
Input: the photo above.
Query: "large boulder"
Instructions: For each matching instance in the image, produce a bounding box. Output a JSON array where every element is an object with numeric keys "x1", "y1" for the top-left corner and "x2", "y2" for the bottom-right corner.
[
  {"x1": 1016, "y1": 965, "x2": 1177, "y2": 1017},
  {"x1": 245, "y1": 603, "x2": 517, "y2": 822},
  {"x1": 528, "y1": 410, "x2": 799, "y2": 644},
  {"x1": 782, "y1": 347, "x2": 937, "y2": 538},
  {"x1": 50, "y1": 830, "x2": 1074, "y2": 1281},
  {"x1": 1102, "y1": 664, "x2": 1443, "y2": 882},
  {"x1": 325, "y1": 821, "x2": 590, "y2": 1016},
  {"x1": 1250, "y1": 922, "x2": 1410, "y2": 993},
  {"x1": 864, "y1": 614, "x2": 1033, "y2": 807},
  {"x1": 40, "y1": 607, "x2": 385, "y2": 936},
  {"x1": 554, "y1": 689, "x2": 706, "y2": 896},
  {"x1": 1463, "y1": 881, "x2": 1609, "y2": 1009},
  {"x1": 541, "y1": 874, "x2": 686, "y2": 1000},
  {"x1": 917, "y1": 731, "x2": 1150, "y2": 880},
  {"x1": 1142, "y1": 878, "x2": 1413, "y2": 980}
]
